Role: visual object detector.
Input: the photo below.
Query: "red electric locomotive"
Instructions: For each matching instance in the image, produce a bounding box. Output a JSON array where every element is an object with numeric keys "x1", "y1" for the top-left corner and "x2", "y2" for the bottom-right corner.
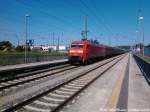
[
  {"x1": 68, "y1": 39, "x2": 123, "y2": 64},
  {"x1": 68, "y1": 39, "x2": 104, "y2": 64}
]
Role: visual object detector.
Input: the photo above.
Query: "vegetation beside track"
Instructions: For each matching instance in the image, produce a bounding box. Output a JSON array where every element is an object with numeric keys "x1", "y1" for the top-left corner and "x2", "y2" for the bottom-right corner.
[
  {"x1": 0, "y1": 51, "x2": 67, "y2": 66},
  {"x1": 0, "y1": 51, "x2": 66, "y2": 57},
  {"x1": 144, "y1": 57, "x2": 150, "y2": 62}
]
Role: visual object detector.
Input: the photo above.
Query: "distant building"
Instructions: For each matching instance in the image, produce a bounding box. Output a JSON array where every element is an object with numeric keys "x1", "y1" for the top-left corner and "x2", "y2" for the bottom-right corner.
[
  {"x1": 145, "y1": 46, "x2": 150, "y2": 55},
  {"x1": 42, "y1": 46, "x2": 49, "y2": 52},
  {"x1": 58, "y1": 45, "x2": 66, "y2": 51},
  {"x1": 30, "y1": 45, "x2": 67, "y2": 52},
  {"x1": 48, "y1": 45, "x2": 57, "y2": 51},
  {"x1": 30, "y1": 46, "x2": 42, "y2": 52}
]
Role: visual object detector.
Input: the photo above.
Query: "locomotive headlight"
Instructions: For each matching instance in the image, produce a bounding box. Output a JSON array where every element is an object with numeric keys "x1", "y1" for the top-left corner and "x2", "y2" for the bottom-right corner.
[
  {"x1": 69, "y1": 50, "x2": 74, "y2": 53},
  {"x1": 77, "y1": 50, "x2": 83, "y2": 53},
  {"x1": 70, "y1": 50, "x2": 83, "y2": 53}
]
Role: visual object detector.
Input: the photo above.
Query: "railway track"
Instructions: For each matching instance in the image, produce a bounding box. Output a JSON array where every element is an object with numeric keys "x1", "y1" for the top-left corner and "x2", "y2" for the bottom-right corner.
[
  {"x1": 0, "y1": 54, "x2": 125, "y2": 112},
  {"x1": 0, "y1": 64, "x2": 81, "y2": 96},
  {"x1": 0, "y1": 60, "x2": 68, "y2": 81},
  {"x1": 0, "y1": 64, "x2": 70, "y2": 82}
]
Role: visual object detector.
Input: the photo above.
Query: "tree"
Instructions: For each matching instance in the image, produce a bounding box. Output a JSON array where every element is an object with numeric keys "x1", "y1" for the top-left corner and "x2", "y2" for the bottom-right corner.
[
  {"x1": 15, "y1": 45, "x2": 24, "y2": 52},
  {"x1": 146, "y1": 44, "x2": 150, "y2": 47},
  {"x1": 0, "y1": 41, "x2": 12, "y2": 51},
  {"x1": 135, "y1": 43, "x2": 143, "y2": 49}
]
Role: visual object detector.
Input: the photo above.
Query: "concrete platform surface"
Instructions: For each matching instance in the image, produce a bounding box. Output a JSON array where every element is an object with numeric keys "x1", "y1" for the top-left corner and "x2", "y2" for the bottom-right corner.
[{"x1": 128, "y1": 54, "x2": 150, "y2": 111}]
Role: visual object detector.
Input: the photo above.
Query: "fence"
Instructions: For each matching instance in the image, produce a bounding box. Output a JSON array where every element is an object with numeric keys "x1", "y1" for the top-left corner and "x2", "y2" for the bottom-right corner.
[
  {"x1": 0, "y1": 55, "x2": 67, "y2": 66},
  {"x1": 133, "y1": 54, "x2": 150, "y2": 85}
]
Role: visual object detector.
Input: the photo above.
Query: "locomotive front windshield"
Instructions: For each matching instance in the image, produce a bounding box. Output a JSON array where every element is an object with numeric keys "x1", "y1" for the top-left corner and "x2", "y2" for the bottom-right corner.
[{"x1": 71, "y1": 44, "x2": 83, "y2": 48}]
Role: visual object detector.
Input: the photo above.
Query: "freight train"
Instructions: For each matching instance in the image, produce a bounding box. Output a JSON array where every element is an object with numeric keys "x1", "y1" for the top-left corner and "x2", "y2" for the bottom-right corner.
[{"x1": 68, "y1": 39, "x2": 124, "y2": 64}]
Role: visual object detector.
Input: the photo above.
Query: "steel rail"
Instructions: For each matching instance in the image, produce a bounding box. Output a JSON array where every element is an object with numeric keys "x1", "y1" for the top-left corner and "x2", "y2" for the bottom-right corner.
[
  {"x1": 0, "y1": 64, "x2": 70, "y2": 83},
  {"x1": 1, "y1": 54, "x2": 125, "y2": 112},
  {"x1": 0, "y1": 65, "x2": 79, "y2": 92}
]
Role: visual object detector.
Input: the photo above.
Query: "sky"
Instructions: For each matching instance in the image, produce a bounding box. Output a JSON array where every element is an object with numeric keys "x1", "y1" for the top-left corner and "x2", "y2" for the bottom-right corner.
[{"x1": 0, "y1": 0, "x2": 150, "y2": 46}]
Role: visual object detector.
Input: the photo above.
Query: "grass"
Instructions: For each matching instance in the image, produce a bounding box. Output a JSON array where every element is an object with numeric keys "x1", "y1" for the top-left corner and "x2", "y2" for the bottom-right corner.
[
  {"x1": 144, "y1": 57, "x2": 150, "y2": 62},
  {"x1": 135, "y1": 53, "x2": 150, "y2": 63}
]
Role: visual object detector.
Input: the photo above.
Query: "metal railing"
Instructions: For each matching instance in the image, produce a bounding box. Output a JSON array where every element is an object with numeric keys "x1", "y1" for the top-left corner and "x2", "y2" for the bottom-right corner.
[{"x1": 133, "y1": 54, "x2": 150, "y2": 85}]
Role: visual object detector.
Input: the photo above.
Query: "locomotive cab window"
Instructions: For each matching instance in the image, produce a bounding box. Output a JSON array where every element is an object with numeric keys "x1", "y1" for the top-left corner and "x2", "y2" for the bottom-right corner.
[{"x1": 71, "y1": 44, "x2": 83, "y2": 48}]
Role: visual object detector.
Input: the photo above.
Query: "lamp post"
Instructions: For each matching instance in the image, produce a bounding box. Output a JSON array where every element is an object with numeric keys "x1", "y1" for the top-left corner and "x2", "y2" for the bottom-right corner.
[
  {"x1": 139, "y1": 16, "x2": 144, "y2": 58},
  {"x1": 25, "y1": 14, "x2": 30, "y2": 63},
  {"x1": 135, "y1": 30, "x2": 139, "y2": 52}
]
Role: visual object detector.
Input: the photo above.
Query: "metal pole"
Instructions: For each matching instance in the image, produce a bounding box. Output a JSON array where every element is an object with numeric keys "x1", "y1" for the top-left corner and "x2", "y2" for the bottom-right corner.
[
  {"x1": 82, "y1": 16, "x2": 88, "y2": 39},
  {"x1": 137, "y1": 10, "x2": 141, "y2": 55},
  {"x1": 16, "y1": 34, "x2": 19, "y2": 46},
  {"x1": 25, "y1": 14, "x2": 30, "y2": 63},
  {"x1": 85, "y1": 16, "x2": 87, "y2": 39},
  {"x1": 142, "y1": 18, "x2": 144, "y2": 58},
  {"x1": 61, "y1": 32, "x2": 63, "y2": 44},
  {"x1": 53, "y1": 32, "x2": 55, "y2": 46},
  {"x1": 136, "y1": 30, "x2": 138, "y2": 49},
  {"x1": 25, "y1": 15, "x2": 27, "y2": 63},
  {"x1": 57, "y1": 37, "x2": 59, "y2": 51},
  {"x1": 139, "y1": 16, "x2": 144, "y2": 57}
]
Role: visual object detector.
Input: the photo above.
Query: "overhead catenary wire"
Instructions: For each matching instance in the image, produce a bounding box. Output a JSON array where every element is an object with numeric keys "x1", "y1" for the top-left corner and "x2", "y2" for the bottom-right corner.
[
  {"x1": 89, "y1": 0, "x2": 114, "y2": 35},
  {"x1": 15, "y1": 0, "x2": 84, "y2": 45},
  {"x1": 34, "y1": 0, "x2": 94, "y2": 41},
  {"x1": 16, "y1": 0, "x2": 100, "y2": 41},
  {"x1": 16, "y1": 0, "x2": 80, "y2": 31},
  {"x1": 15, "y1": 0, "x2": 71, "y2": 32},
  {"x1": 2, "y1": 0, "x2": 119, "y2": 46},
  {"x1": 64, "y1": 0, "x2": 99, "y2": 39},
  {"x1": 79, "y1": 0, "x2": 114, "y2": 35}
]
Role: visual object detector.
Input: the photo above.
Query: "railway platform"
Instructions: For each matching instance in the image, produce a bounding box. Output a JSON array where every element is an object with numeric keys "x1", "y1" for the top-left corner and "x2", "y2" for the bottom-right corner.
[{"x1": 62, "y1": 54, "x2": 150, "y2": 112}]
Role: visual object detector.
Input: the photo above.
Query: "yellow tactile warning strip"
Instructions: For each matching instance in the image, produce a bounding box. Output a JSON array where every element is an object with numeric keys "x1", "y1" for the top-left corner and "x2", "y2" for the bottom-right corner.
[{"x1": 105, "y1": 54, "x2": 129, "y2": 111}]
